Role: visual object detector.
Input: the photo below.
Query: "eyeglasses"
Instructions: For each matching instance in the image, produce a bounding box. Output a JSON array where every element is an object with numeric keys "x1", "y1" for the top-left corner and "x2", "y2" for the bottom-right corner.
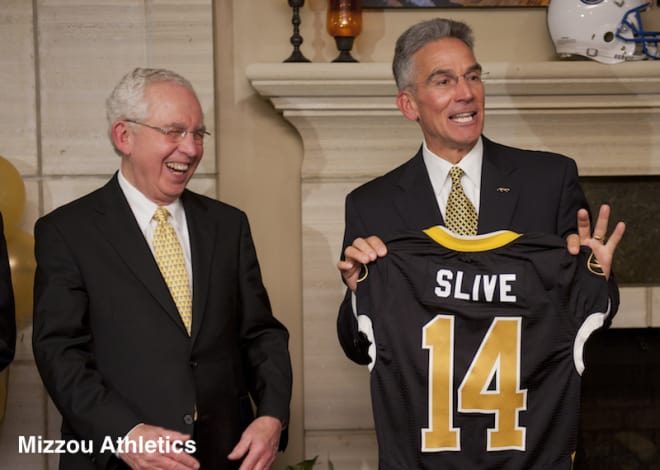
[
  {"x1": 423, "y1": 69, "x2": 487, "y2": 91},
  {"x1": 125, "y1": 119, "x2": 211, "y2": 143}
]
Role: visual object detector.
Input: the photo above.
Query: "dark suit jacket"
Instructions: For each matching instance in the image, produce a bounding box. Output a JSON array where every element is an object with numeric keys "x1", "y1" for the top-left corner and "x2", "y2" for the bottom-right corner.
[
  {"x1": 32, "y1": 175, "x2": 292, "y2": 469},
  {"x1": 0, "y1": 213, "x2": 16, "y2": 372},
  {"x1": 338, "y1": 136, "x2": 619, "y2": 363}
]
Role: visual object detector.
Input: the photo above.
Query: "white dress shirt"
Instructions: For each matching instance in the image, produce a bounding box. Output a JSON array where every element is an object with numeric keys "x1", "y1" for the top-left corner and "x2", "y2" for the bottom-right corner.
[
  {"x1": 422, "y1": 137, "x2": 483, "y2": 218},
  {"x1": 117, "y1": 170, "x2": 193, "y2": 292}
]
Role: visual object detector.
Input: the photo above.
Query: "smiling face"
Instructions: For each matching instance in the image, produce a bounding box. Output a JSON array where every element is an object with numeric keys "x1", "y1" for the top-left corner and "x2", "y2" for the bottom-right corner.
[
  {"x1": 113, "y1": 81, "x2": 204, "y2": 205},
  {"x1": 396, "y1": 37, "x2": 485, "y2": 164}
]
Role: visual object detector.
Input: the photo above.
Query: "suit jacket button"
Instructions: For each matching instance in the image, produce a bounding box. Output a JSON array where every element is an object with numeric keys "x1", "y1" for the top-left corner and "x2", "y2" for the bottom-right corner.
[
  {"x1": 189, "y1": 360, "x2": 198, "y2": 368},
  {"x1": 183, "y1": 414, "x2": 194, "y2": 425}
]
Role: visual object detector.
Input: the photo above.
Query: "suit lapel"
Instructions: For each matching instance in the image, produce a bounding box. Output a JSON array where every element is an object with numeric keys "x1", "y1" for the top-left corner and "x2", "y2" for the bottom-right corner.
[
  {"x1": 478, "y1": 138, "x2": 521, "y2": 234},
  {"x1": 394, "y1": 150, "x2": 444, "y2": 231},
  {"x1": 94, "y1": 175, "x2": 190, "y2": 336},
  {"x1": 181, "y1": 191, "x2": 215, "y2": 343}
]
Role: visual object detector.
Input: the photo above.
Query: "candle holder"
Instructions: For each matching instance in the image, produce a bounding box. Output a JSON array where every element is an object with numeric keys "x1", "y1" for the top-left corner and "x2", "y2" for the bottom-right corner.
[
  {"x1": 327, "y1": 0, "x2": 362, "y2": 63},
  {"x1": 284, "y1": 0, "x2": 311, "y2": 63}
]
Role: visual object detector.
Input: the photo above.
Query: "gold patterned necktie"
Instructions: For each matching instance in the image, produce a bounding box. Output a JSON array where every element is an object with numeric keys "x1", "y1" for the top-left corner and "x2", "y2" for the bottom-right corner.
[
  {"x1": 445, "y1": 166, "x2": 478, "y2": 236},
  {"x1": 152, "y1": 207, "x2": 192, "y2": 335}
]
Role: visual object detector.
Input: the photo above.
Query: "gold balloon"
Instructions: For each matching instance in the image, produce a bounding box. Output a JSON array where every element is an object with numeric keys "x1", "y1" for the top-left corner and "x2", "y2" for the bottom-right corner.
[
  {"x1": 7, "y1": 230, "x2": 35, "y2": 331},
  {"x1": 0, "y1": 156, "x2": 26, "y2": 239},
  {"x1": 0, "y1": 156, "x2": 27, "y2": 427}
]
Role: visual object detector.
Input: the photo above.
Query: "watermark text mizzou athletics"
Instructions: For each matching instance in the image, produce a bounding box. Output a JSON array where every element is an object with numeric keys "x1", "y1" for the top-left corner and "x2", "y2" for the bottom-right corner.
[{"x1": 18, "y1": 435, "x2": 196, "y2": 455}]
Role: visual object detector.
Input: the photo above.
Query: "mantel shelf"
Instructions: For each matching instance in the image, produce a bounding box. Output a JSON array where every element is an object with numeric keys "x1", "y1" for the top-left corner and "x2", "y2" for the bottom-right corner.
[
  {"x1": 248, "y1": 61, "x2": 660, "y2": 178},
  {"x1": 247, "y1": 61, "x2": 660, "y2": 109}
]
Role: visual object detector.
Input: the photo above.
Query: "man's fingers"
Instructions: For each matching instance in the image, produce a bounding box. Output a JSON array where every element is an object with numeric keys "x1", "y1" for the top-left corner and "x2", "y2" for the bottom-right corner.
[
  {"x1": 364, "y1": 235, "x2": 387, "y2": 257},
  {"x1": 344, "y1": 244, "x2": 372, "y2": 265},
  {"x1": 168, "y1": 447, "x2": 200, "y2": 469},
  {"x1": 576, "y1": 208, "x2": 592, "y2": 241},
  {"x1": 606, "y1": 221, "x2": 626, "y2": 250},
  {"x1": 591, "y1": 204, "x2": 611, "y2": 241},
  {"x1": 339, "y1": 236, "x2": 388, "y2": 292},
  {"x1": 345, "y1": 236, "x2": 386, "y2": 264},
  {"x1": 576, "y1": 204, "x2": 620, "y2": 247},
  {"x1": 122, "y1": 452, "x2": 199, "y2": 470},
  {"x1": 566, "y1": 233, "x2": 580, "y2": 255},
  {"x1": 231, "y1": 416, "x2": 281, "y2": 469},
  {"x1": 227, "y1": 435, "x2": 250, "y2": 461},
  {"x1": 337, "y1": 259, "x2": 355, "y2": 273},
  {"x1": 236, "y1": 447, "x2": 267, "y2": 470},
  {"x1": 337, "y1": 259, "x2": 360, "y2": 292},
  {"x1": 120, "y1": 425, "x2": 199, "y2": 470}
]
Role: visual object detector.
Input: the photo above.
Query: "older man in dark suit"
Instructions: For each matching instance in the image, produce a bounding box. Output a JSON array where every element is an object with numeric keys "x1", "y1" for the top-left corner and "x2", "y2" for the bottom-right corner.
[
  {"x1": 337, "y1": 19, "x2": 625, "y2": 364},
  {"x1": 33, "y1": 68, "x2": 292, "y2": 470}
]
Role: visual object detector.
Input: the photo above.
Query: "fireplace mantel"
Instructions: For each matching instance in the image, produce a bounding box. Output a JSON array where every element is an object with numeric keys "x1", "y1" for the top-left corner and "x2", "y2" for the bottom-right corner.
[
  {"x1": 248, "y1": 61, "x2": 660, "y2": 178},
  {"x1": 248, "y1": 61, "x2": 660, "y2": 100},
  {"x1": 248, "y1": 61, "x2": 658, "y2": 467}
]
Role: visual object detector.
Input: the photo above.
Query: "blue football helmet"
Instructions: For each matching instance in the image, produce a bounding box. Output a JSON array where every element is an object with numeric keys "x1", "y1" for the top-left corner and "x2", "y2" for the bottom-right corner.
[{"x1": 547, "y1": 0, "x2": 659, "y2": 64}]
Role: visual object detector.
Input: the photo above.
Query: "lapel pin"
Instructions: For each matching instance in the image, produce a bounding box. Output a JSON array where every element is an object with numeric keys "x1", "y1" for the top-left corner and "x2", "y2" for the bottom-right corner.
[{"x1": 496, "y1": 187, "x2": 511, "y2": 193}]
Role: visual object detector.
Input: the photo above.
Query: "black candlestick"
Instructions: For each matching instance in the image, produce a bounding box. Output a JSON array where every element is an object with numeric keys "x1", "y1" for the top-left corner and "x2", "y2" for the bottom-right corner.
[
  {"x1": 332, "y1": 36, "x2": 358, "y2": 63},
  {"x1": 284, "y1": 0, "x2": 311, "y2": 63}
]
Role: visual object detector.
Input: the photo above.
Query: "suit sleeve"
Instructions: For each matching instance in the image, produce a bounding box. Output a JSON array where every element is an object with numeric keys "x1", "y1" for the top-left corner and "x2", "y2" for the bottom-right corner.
[
  {"x1": 32, "y1": 216, "x2": 141, "y2": 466},
  {"x1": 556, "y1": 157, "x2": 588, "y2": 240},
  {"x1": 556, "y1": 157, "x2": 620, "y2": 318},
  {"x1": 337, "y1": 193, "x2": 373, "y2": 365},
  {"x1": 236, "y1": 213, "x2": 292, "y2": 448},
  {"x1": 0, "y1": 214, "x2": 16, "y2": 372}
]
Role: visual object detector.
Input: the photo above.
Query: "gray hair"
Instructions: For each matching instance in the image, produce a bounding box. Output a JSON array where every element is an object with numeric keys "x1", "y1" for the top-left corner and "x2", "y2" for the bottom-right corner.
[
  {"x1": 106, "y1": 67, "x2": 199, "y2": 155},
  {"x1": 392, "y1": 18, "x2": 475, "y2": 91}
]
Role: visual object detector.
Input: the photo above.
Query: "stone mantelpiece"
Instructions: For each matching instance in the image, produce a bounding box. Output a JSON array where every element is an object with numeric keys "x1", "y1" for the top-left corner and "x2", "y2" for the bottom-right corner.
[
  {"x1": 248, "y1": 62, "x2": 660, "y2": 468},
  {"x1": 249, "y1": 61, "x2": 660, "y2": 177}
]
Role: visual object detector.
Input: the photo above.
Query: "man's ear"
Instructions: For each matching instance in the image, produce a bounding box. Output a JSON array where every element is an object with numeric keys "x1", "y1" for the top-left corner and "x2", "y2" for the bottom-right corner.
[
  {"x1": 396, "y1": 90, "x2": 419, "y2": 122},
  {"x1": 111, "y1": 120, "x2": 133, "y2": 156}
]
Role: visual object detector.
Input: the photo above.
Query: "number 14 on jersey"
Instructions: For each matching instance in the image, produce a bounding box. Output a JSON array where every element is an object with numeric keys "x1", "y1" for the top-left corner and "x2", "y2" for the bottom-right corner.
[{"x1": 422, "y1": 315, "x2": 528, "y2": 452}]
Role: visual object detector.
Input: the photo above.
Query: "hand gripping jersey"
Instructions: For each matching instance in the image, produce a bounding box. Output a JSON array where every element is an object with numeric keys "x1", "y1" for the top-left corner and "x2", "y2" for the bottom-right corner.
[{"x1": 355, "y1": 227, "x2": 612, "y2": 470}]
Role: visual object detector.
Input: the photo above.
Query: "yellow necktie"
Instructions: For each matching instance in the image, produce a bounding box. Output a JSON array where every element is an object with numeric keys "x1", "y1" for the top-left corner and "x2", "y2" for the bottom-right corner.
[
  {"x1": 445, "y1": 166, "x2": 478, "y2": 236},
  {"x1": 152, "y1": 207, "x2": 192, "y2": 335}
]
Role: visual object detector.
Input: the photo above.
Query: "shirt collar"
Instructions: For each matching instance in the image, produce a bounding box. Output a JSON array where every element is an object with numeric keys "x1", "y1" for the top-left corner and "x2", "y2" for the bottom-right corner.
[
  {"x1": 422, "y1": 137, "x2": 483, "y2": 191},
  {"x1": 117, "y1": 170, "x2": 185, "y2": 232}
]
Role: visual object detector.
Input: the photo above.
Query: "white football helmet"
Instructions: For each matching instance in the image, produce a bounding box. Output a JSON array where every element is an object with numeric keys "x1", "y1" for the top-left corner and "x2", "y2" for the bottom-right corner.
[{"x1": 547, "y1": 0, "x2": 660, "y2": 64}]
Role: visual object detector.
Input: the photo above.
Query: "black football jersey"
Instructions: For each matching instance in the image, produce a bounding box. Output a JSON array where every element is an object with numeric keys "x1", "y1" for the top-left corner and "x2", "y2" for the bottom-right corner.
[{"x1": 355, "y1": 227, "x2": 612, "y2": 470}]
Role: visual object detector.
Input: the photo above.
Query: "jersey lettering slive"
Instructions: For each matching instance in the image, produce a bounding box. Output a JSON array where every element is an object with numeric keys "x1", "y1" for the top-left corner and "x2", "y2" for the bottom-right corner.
[{"x1": 356, "y1": 227, "x2": 611, "y2": 470}]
